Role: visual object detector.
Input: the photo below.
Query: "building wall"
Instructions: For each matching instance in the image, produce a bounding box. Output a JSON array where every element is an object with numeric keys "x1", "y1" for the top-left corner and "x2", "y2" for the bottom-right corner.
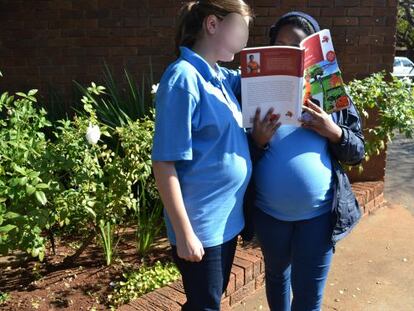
[{"x1": 0, "y1": 0, "x2": 399, "y2": 180}]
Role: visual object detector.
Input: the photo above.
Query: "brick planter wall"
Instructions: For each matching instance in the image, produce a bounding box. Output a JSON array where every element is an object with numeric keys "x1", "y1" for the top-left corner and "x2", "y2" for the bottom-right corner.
[{"x1": 118, "y1": 181, "x2": 385, "y2": 311}]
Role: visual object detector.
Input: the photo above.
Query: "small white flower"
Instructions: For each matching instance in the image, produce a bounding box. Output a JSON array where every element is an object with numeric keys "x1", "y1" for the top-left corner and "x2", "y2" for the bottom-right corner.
[
  {"x1": 151, "y1": 83, "x2": 159, "y2": 95},
  {"x1": 86, "y1": 123, "x2": 101, "y2": 145}
]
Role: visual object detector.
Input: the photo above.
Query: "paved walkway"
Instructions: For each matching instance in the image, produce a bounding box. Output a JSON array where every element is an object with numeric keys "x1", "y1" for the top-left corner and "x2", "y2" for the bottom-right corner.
[
  {"x1": 234, "y1": 135, "x2": 414, "y2": 311},
  {"x1": 385, "y1": 133, "x2": 414, "y2": 215},
  {"x1": 234, "y1": 204, "x2": 414, "y2": 311}
]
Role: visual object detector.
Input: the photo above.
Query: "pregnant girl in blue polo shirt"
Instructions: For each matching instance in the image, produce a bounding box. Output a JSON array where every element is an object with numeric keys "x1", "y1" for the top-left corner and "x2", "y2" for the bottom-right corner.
[{"x1": 151, "y1": 1, "x2": 279, "y2": 310}]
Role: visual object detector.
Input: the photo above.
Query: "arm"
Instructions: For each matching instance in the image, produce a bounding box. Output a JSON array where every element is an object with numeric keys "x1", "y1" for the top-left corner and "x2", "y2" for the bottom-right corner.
[
  {"x1": 153, "y1": 161, "x2": 204, "y2": 262},
  {"x1": 301, "y1": 99, "x2": 365, "y2": 166},
  {"x1": 328, "y1": 101, "x2": 365, "y2": 166},
  {"x1": 151, "y1": 83, "x2": 205, "y2": 261}
]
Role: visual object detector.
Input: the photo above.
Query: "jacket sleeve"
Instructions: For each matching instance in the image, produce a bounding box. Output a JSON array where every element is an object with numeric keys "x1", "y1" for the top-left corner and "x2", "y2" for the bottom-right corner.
[{"x1": 329, "y1": 99, "x2": 365, "y2": 166}]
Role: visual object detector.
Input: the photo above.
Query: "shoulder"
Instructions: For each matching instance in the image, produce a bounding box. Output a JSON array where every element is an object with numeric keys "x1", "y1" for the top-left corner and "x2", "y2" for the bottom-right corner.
[
  {"x1": 159, "y1": 59, "x2": 201, "y2": 100},
  {"x1": 219, "y1": 66, "x2": 241, "y2": 81}
]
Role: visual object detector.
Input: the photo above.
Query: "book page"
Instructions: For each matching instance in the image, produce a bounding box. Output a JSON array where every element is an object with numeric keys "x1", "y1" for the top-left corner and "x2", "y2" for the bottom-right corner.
[
  {"x1": 240, "y1": 47, "x2": 304, "y2": 128},
  {"x1": 300, "y1": 29, "x2": 350, "y2": 113},
  {"x1": 241, "y1": 76, "x2": 302, "y2": 127}
]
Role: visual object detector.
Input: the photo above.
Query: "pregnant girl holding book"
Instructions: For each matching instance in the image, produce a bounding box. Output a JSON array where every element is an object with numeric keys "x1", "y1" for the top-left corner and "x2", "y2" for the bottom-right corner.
[{"x1": 248, "y1": 12, "x2": 366, "y2": 311}]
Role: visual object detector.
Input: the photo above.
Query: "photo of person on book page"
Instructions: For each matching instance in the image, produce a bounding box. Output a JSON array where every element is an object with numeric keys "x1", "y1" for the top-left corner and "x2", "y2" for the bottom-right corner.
[
  {"x1": 247, "y1": 53, "x2": 261, "y2": 74},
  {"x1": 241, "y1": 11, "x2": 365, "y2": 311}
]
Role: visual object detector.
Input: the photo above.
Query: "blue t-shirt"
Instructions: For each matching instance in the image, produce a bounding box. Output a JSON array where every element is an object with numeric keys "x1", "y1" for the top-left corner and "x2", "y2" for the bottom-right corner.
[
  {"x1": 151, "y1": 46, "x2": 252, "y2": 248},
  {"x1": 254, "y1": 125, "x2": 333, "y2": 221}
]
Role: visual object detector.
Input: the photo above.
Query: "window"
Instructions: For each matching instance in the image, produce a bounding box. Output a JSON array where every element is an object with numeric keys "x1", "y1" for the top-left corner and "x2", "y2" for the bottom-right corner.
[{"x1": 401, "y1": 58, "x2": 414, "y2": 67}]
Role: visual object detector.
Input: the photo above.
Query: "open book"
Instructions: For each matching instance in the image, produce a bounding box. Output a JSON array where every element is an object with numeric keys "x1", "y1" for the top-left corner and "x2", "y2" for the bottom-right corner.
[{"x1": 240, "y1": 29, "x2": 350, "y2": 128}]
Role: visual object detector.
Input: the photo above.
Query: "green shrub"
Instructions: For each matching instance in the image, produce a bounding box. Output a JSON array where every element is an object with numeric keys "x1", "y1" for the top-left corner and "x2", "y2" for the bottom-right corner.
[
  {"x1": 0, "y1": 78, "x2": 163, "y2": 264},
  {"x1": 348, "y1": 72, "x2": 414, "y2": 163},
  {"x1": 0, "y1": 89, "x2": 56, "y2": 260}
]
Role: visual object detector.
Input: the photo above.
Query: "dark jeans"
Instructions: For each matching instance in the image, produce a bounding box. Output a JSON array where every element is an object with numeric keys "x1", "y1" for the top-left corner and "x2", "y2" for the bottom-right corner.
[
  {"x1": 171, "y1": 236, "x2": 238, "y2": 311},
  {"x1": 253, "y1": 208, "x2": 334, "y2": 311}
]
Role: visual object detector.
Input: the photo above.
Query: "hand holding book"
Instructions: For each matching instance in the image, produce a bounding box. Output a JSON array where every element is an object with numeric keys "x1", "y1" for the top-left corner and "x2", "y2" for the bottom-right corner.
[
  {"x1": 300, "y1": 99, "x2": 343, "y2": 143},
  {"x1": 251, "y1": 107, "x2": 281, "y2": 148}
]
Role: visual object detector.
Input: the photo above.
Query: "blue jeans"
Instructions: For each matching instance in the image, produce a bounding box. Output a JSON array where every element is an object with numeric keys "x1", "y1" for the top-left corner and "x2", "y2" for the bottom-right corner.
[
  {"x1": 171, "y1": 236, "x2": 238, "y2": 311},
  {"x1": 253, "y1": 208, "x2": 334, "y2": 311}
]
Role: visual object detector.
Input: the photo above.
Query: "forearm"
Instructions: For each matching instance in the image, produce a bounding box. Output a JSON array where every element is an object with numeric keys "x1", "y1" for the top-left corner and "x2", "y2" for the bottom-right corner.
[{"x1": 152, "y1": 161, "x2": 195, "y2": 239}]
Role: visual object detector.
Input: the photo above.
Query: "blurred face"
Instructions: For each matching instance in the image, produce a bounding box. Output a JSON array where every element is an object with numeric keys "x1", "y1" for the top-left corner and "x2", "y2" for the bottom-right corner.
[
  {"x1": 204, "y1": 13, "x2": 250, "y2": 62},
  {"x1": 274, "y1": 24, "x2": 307, "y2": 47}
]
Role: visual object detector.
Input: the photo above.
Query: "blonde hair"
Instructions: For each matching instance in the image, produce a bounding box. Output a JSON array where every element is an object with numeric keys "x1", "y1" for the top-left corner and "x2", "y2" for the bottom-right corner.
[{"x1": 175, "y1": 0, "x2": 254, "y2": 56}]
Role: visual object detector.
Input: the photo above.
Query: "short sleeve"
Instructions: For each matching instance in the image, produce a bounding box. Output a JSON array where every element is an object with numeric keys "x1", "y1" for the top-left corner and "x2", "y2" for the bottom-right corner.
[
  {"x1": 151, "y1": 85, "x2": 198, "y2": 161},
  {"x1": 220, "y1": 67, "x2": 241, "y2": 98}
]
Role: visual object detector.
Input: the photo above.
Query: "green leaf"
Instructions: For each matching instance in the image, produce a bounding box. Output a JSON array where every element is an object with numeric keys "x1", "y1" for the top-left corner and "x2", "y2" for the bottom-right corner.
[
  {"x1": 38, "y1": 250, "x2": 44, "y2": 261},
  {"x1": 28, "y1": 171, "x2": 40, "y2": 179},
  {"x1": 35, "y1": 191, "x2": 47, "y2": 205},
  {"x1": 0, "y1": 224, "x2": 16, "y2": 233},
  {"x1": 84, "y1": 206, "x2": 96, "y2": 219},
  {"x1": 19, "y1": 177, "x2": 28, "y2": 186},
  {"x1": 35, "y1": 183, "x2": 49, "y2": 189},
  {"x1": 28, "y1": 89, "x2": 38, "y2": 96},
  {"x1": 26, "y1": 184, "x2": 36, "y2": 195},
  {"x1": 4, "y1": 212, "x2": 20, "y2": 219},
  {"x1": 12, "y1": 164, "x2": 26, "y2": 176}
]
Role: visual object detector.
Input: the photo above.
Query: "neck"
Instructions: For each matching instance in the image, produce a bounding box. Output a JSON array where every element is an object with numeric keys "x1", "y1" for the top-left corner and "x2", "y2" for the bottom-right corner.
[{"x1": 192, "y1": 39, "x2": 218, "y2": 70}]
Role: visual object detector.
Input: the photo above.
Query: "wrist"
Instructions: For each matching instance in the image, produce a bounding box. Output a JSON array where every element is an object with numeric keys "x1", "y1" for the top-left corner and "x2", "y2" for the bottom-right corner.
[
  {"x1": 176, "y1": 227, "x2": 196, "y2": 240},
  {"x1": 329, "y1": 125, "x2": 343, "y2": 144}
]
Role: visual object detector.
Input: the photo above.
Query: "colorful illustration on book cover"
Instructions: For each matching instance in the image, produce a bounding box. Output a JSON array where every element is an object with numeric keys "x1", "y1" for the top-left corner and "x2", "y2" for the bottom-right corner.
[{"x1": 302, "y1": 31, "x2": 350, "y2": 113}]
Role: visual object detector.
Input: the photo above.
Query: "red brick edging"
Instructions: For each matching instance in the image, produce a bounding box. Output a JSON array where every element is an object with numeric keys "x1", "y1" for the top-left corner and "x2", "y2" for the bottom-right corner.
[{"x1": 118, "y1": 181, "x2": 385, "y2": 311}]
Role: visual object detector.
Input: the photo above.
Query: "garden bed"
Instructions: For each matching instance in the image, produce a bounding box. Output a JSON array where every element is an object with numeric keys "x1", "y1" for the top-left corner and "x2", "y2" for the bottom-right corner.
[{"x1": 0, "y1": 231, "x2": 171, "y2": 311}]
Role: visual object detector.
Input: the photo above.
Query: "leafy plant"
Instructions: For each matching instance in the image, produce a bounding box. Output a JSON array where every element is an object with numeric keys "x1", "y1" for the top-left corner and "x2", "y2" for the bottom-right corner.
[
  {"x1": 348, "y1": 71, "x2": 414, "y2": 164},
  {"x1": 397, "y1": 0, "x2": 414, "y2": 50},
  {"x1": 48, "y1": 83, "x2": 139, "y2": 265},
  {"x1": 0, "y1": 88, "x2": 57, "y2": 261},
  {"x1": 75, "y1": 63, "x2": 155, "y2": 130},
  {"x1": 115, "y1": 113, "x2": 163, "y2": 256},
  {"x1": 0, "y1": 292, "x2": 10, "y2": 305},
  {"x1": 108, "y1": 261, "x2": 180, "y2": 308}
]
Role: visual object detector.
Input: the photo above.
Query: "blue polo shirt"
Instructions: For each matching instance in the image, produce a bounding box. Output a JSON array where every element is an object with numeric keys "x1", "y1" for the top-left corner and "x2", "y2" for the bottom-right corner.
[{"x1": 151, "y1": 46, "x2": 252, "y2": 248}]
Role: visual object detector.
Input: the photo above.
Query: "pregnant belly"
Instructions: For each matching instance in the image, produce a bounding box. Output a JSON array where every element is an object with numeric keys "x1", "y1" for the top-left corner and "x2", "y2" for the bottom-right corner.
[{"x1": 254, "y1": 147, "x2": 334, "y2": 210}]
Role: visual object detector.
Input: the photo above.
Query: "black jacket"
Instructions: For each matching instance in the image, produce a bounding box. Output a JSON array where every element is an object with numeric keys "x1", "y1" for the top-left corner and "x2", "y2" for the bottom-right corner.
[{"x1": 242, "y1": 100, "x2": 365, "y2": 247}]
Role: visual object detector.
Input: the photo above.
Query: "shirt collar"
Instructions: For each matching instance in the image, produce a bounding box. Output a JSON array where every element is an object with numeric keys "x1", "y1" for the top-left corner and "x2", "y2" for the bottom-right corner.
[{"x1": 179, "y1": 46, "x2": 223, "y2": 87}]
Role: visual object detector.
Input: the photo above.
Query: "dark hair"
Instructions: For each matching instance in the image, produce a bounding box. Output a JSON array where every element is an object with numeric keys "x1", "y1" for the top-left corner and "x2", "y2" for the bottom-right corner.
[
  {"x1": 269, "y1": 13, "x2": 319, "y2": 45},
  {"x1": 175, "y1": 0, "x2": 253, "y2": 56}
]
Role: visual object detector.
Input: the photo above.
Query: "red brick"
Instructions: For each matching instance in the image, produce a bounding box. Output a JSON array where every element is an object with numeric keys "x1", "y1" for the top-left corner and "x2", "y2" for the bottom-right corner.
[
  {"x1": 235, "y1": 250, "x2": 262, "y2": 278},
  {"x1": 374, "y1": 193, "x2": 385, "y2": 208},
  {"x1": 365, "y1": 199, "x2": 376, "y2": 214},
  {"x1": 156, "y1": 286, "x2": 187, "y2": 306},
  {"x1": 225, "y1": 272, "x2": 236, "y2": 296},
  {"x1": 127, "y1": 298, "x2": 162, "y2": 311},
  {"x1": 221, "y1": 296, "x2": 231, "y2": 311},
  {"x1": 255, "y1": 273, "x2": 266, "y2": 290},
  {"x1": 229, "y1": 282, "x2": 256, "y2": 306},
  {"x1": 141, "y1": 291, "x2": 181, "y2": 311},
  {"x1": 233, "y1": 256, "x2": 254, "y2": 283},
  {"x1": 231, "y1": 265, "x2": 245, "y2": 290}
]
